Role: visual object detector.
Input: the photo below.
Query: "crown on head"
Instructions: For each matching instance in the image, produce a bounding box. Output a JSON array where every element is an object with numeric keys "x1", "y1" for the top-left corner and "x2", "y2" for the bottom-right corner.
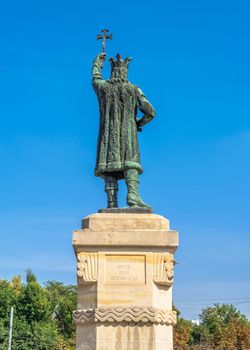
[{"x1": 109, "y1": 54, "x2": 132, "y2": 69}]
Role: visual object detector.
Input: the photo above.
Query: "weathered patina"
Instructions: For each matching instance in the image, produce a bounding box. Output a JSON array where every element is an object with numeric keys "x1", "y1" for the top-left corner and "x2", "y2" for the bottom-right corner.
[{"x1": 92, "y1": 52, "x2": 156, "y2": 208}]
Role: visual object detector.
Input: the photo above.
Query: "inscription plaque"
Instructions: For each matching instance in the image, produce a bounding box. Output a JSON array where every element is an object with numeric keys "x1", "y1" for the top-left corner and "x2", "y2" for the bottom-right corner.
[{"x1": 105, "y1": 255, "x2": 146, "y2": 284}]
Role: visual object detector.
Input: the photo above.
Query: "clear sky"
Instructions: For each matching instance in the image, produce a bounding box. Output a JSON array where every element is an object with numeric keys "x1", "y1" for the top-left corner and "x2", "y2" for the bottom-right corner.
[{"x1": 0, "y1": 0, "x2": 250, "y2": 320}]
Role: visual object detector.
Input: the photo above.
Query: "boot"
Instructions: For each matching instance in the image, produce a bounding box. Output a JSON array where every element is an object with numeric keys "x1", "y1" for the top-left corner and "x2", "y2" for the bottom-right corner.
[
  {"x1": 104, "y1": 175, "x2": 118, "y2": 208},
  {"x1": 124, "y1": 169, "x2": 151, "y2": 209}
]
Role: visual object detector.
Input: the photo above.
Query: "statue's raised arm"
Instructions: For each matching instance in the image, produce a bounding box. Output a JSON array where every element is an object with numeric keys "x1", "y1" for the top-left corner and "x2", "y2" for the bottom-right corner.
[{"x1": 92, "y1": 53, "x2": 106, "y2": 91}]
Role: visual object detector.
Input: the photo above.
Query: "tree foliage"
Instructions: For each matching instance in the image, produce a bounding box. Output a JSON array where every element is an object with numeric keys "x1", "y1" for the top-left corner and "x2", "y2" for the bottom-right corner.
[
  {"x1": 0, "y1": 271, "x2": 76, "y2": 350},
  {"x1": 174, "y1": 303, "x2": 250, "y2": 350}
]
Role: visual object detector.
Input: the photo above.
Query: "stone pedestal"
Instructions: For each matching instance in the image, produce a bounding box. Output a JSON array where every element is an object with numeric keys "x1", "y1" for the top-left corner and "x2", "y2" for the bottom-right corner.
[{"x1": 72, "y1": 213, "x2": 179, "y2": 350}]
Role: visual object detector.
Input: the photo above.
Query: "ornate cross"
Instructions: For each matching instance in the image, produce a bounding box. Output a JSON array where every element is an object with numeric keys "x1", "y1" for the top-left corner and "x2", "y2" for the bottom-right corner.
[{"x1": 96, "y1": 29, "x2": 112, "y2": 53}]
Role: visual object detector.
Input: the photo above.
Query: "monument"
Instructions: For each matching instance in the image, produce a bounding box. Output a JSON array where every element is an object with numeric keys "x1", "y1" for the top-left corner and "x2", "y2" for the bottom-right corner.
[{"x1": 72, "y1": 29, "x2": 179, "y2": 350}]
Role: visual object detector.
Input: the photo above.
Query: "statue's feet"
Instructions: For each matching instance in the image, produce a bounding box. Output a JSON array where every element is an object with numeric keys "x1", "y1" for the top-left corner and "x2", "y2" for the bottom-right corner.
[{"x1": 127, "y1": 193, "x2": 151, "y2": 209}]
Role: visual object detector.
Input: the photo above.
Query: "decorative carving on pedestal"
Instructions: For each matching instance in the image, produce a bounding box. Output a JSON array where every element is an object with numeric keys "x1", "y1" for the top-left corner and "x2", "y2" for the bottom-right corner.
[
  {"x1": 153, "y1": 252, "x2": 175, "y2": 286},
  {"x1": 73, "y1": 307, "x2": 176, "y2": 325},
  {"x1": 77, "y1": 252, "x2": 98, "y2": 283}
]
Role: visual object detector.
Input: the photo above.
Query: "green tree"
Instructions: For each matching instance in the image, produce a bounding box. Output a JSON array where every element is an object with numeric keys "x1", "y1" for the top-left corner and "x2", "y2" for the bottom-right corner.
[
  {"x1": 11, "y1": 275, "x2": 22, "y2": 295},
  {"x1": 17, "y1": 270, "x2": 50, "y2": 323},
  {"x1": 197, "y1": 304, "x2": 250, "y2": 350},
  {"x1": 0, "y1": 280, "x2": 16, "y2": 347},
  {"x1": 0, "y1": 272, "x2": 77, "y2": 349},
  {"x1": 45, "y1": 281, "x2": 77, "y2": 341},
  {"x1": 189, "y1": 323, "x2": 213, "y2": 349},
  {"x1": 174, "y1": 304, "x2": 250, "y2": 350},
  {"x1": 0, "y1": 280, "x2": 16, "y2": 321},
  {"x1": 11, "y1": 319, "x2": 60, "y2": 350}
]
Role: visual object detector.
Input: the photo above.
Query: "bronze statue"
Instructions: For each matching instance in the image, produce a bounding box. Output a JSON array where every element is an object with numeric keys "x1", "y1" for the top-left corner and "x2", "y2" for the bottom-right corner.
[{"x1": 92, "y1": 31, "x2": 156, "y2": 209}]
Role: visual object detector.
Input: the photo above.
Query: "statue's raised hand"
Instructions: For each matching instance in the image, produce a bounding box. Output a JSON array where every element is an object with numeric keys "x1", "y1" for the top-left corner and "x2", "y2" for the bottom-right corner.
[{"x1": 99, "y1": 53, "x2": 106, "y2": 61}]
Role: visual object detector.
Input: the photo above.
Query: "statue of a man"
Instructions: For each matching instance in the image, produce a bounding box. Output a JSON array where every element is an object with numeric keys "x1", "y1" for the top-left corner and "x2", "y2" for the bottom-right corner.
[{"x1": 92, "y1": 53, "x2": 156, "y2": 209}]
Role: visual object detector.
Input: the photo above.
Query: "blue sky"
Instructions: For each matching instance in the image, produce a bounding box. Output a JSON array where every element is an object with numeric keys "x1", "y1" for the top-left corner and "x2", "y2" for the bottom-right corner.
[{"x1": 0, "y1": 0, "x2": 250, "y2": 319}]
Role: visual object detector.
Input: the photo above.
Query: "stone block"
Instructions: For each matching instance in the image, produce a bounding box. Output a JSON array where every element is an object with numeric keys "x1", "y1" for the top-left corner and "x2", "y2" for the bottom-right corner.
[{"x1": 73, "y1": 213, "x2": 179, "y2": 350}]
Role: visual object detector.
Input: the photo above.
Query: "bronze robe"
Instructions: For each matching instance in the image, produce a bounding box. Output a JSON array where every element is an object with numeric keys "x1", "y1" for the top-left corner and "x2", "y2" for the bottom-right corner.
[{"x1": 92, "y1": 55, "x2": 156, "y2": 179}]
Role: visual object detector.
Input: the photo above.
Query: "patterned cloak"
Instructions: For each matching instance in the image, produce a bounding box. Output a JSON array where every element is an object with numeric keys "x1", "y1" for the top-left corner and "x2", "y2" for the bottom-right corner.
[{"x1": 92, "y1": 55, "x2": 156, "y2": 179}]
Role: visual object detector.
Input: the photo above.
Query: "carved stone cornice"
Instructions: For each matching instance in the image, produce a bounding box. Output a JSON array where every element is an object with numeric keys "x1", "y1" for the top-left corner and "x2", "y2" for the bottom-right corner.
[
  {"x1": 153, "y1": 252, "x2": 175, "y2": 286},
  {"x1": 73, "y1": 307, "x2": 176, "y2": 325},
  {"x1": 77, "y1": 252, "x2": 98, "y2": 283}
]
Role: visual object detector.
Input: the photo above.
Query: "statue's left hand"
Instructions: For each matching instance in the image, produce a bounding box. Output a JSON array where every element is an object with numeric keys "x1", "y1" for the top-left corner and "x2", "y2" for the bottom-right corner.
[{"x1": 136, "y1": 119, "x2": 143, "y2": 132}]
